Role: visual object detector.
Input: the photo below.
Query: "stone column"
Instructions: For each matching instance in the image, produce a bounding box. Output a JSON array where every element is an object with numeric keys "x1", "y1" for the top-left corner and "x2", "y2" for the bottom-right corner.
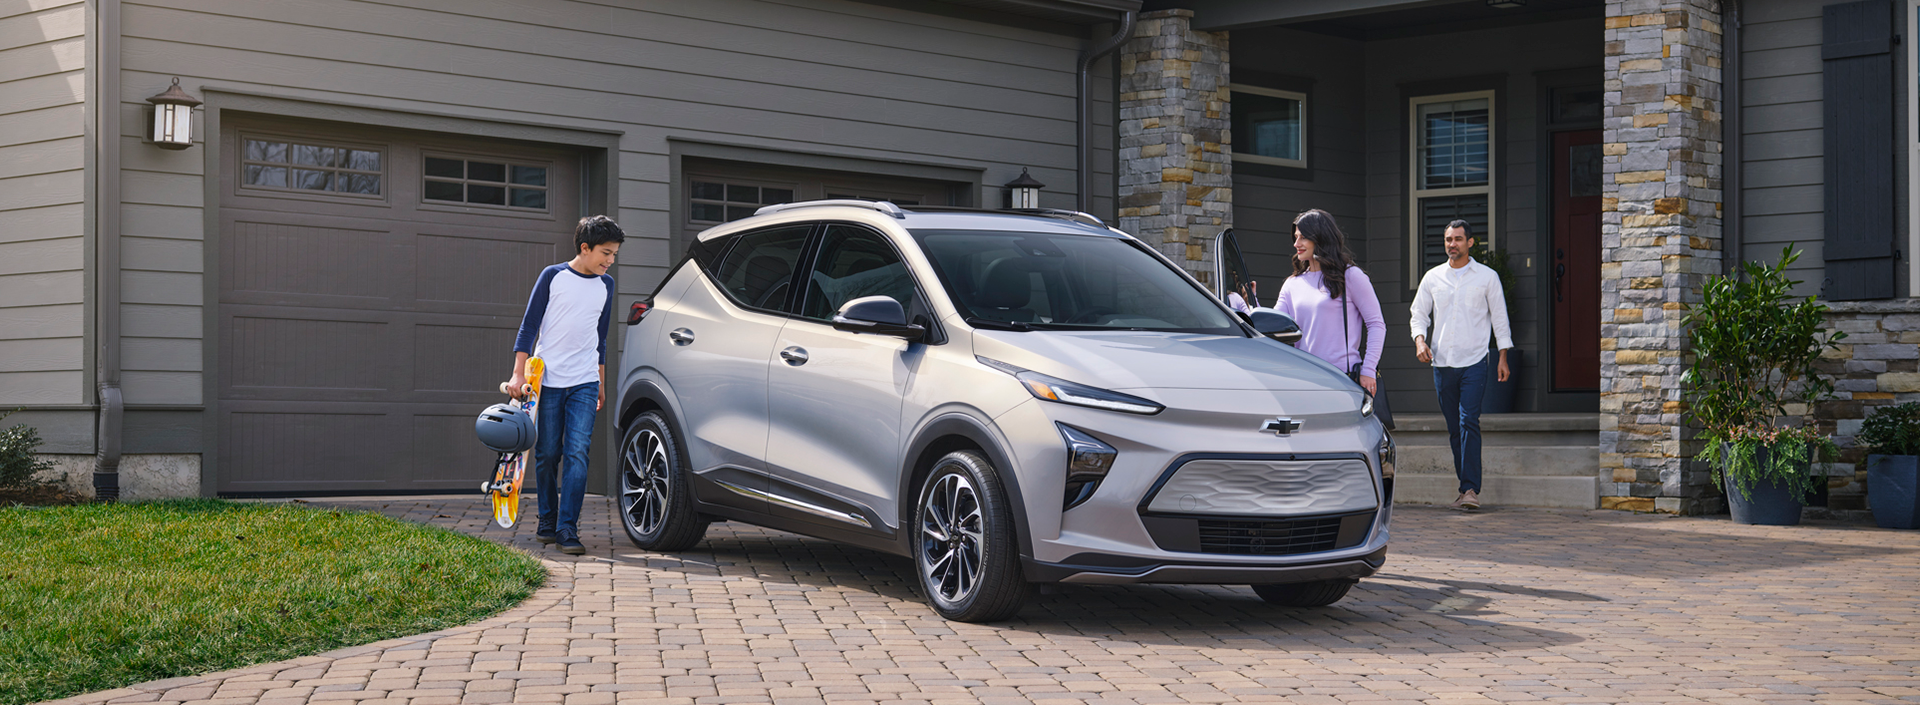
[
  {"x1": 1599, "y1": 0, "x2": 1725, "y2": 514},
  {"x1": 1117, "y1": 9, "x2": 1231, "y2": 283}
]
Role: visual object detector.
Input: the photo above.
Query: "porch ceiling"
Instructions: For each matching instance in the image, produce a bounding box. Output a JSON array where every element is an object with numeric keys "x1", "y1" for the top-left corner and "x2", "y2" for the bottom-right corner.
[{"x1": 1146, "y1": 0, "x2": 1602, "y2": 33}]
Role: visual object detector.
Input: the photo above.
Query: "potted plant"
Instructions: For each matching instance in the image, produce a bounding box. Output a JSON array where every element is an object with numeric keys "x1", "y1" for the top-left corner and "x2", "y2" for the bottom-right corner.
[
  {"x1": 1682, "y1": 246, "x2": 1845, "y2": 525},
  {"x1": 1470, "y1": 244, "x2": 1523, "y2": 413},
  {"x1": 1859, "y1": 402, "x2": 1920, "y2": 529}
]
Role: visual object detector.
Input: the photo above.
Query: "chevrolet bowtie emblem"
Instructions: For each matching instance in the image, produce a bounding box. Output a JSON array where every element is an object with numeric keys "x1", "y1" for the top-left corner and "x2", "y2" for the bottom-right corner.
[{"x1": 1262, "y1": 418, "x2": 1302, "y2": 436}]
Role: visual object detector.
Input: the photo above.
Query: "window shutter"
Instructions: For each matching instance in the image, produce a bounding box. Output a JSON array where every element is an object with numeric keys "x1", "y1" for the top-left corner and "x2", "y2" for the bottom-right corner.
[{"x1": 1821, "y1": 0, "x2": 1896, "y2": 300}]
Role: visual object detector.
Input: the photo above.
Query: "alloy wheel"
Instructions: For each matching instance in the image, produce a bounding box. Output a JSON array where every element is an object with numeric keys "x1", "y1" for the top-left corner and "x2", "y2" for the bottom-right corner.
[
  {"x1": 620, "y1": 428, "x2": 671, "y2": 536},
  {"x1": 919, "y1": 472, "x2": 985, "y2": 604}
]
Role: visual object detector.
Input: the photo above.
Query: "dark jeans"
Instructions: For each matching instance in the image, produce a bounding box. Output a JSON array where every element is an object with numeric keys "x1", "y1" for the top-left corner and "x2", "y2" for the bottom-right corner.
[
  {"x1": 1433, "y1": 358, "x2": 1491, "y2": 494},
  {"x1": 535, "y1": 382, "x2": 598, "y2": 541}
]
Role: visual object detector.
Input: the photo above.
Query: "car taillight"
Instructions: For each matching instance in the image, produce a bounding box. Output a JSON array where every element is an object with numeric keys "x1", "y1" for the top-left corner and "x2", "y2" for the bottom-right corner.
[{"x1": 626, "y1": 301, "x2": 650, "y2": 325}]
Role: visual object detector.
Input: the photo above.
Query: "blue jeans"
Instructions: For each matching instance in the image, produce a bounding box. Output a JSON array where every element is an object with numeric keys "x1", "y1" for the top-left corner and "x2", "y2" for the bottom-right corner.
[
  {"x1": 1433, "y1": 358, "x2": 1490, "y2": 494},
  {"x1": 535, "y1": 382, "x2": 598, "y2": 541}
]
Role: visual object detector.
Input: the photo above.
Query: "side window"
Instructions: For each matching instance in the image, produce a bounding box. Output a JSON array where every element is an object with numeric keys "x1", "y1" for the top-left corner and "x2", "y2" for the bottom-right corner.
[
  {"x1": 800, "y1": 225, "x2": 918, "y2": 321},
  {"x1": 709, "y1": 224, "x2": 812, "y2": 312}
]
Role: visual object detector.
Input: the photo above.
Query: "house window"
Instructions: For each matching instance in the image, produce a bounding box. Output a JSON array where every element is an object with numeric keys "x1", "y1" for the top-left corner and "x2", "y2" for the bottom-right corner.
[
  {"x1": 1409, "y1": 91, "x2": 1496, "y2": 277},
  {"x1": 689, "y1": 179, "x2": 795, "y2": 223},
  {"x1": 423, "y1": 155, "x2": 549, "y2": 210},
  {"x1": 241, "y1": 137, "x2": 383, "y2": 196},
  {"x1": 1230, "y1": 84, "x2": 1306, "y2": 168}
]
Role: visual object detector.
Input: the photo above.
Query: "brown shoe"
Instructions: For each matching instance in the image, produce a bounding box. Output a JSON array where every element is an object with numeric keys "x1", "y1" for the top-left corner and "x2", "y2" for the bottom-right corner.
[
  {"x1": 1448, "y1": 492, "x2": 1468, "y2": 510},
  {"x1": 1459, "y1": 490, "x2": 1481, "y2": 511}
]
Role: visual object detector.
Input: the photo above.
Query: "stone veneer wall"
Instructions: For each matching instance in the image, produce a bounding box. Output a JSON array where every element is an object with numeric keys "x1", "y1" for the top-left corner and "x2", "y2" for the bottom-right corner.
[
  {"x1": 1806, "y1": 302, "x2": 1920, "y2": 514},
  {"x1": 1598, "y1": 0, "x2": 1725, "y2": 514},
  {"x1": 1117, "y1": 9, "x2": 1231, "y2": 281}
]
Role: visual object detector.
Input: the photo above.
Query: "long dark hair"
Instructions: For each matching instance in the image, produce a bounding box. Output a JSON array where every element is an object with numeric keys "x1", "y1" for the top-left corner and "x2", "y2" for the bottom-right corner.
[{"x1": 1291, "y1": 209, "x2": 1359, "y2": 300}]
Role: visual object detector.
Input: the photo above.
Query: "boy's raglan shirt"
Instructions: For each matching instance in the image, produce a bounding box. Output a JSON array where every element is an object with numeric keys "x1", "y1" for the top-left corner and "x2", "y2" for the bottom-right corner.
[{"x1": 514, "y1": 263, "x2": 617, "y2": 388}]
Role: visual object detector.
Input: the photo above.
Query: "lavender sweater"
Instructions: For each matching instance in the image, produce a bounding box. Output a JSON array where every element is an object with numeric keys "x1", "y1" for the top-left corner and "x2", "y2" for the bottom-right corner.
[{"x1": 1272, "y1": 267, "x2": 1386, "y2": 378}]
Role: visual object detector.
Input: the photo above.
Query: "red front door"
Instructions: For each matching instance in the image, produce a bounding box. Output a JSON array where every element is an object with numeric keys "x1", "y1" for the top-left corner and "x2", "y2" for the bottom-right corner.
[{"x1": 1551, "y1": 129, "x2": 1602, "y2": 391}]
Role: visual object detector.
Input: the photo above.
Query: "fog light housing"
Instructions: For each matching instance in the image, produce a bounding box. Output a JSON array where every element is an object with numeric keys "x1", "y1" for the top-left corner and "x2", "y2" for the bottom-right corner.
[
  {"x1": 1378, "y1": 433, "x2": 1396, "y2": 479},
  {"x1": 1057, "y1": 424, "x2": 1115, "y2": 510}
]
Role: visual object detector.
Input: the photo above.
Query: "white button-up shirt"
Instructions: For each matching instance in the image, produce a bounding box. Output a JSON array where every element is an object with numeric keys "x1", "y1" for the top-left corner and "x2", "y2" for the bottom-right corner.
[{"x1": 1409, "y1": 258, "x2": 1513, "y2": 369}]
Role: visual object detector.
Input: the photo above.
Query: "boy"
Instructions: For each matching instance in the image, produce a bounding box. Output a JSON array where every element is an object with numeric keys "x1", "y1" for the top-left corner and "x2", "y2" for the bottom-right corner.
[{"x1": 509, "y1": 215, "x2": 622, "y2": 554}]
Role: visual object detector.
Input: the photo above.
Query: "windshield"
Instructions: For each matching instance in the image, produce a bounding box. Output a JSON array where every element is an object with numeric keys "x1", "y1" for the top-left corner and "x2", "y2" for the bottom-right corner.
[{"x1": 910, "y1": 229, "x2": 1242, "y2": 334}]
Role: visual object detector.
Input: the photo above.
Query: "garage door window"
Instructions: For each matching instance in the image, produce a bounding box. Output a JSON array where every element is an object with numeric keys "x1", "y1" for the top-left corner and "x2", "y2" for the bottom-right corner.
[
  {"x1": 242, "y1": 137, "x2": 383, "y2": 196},
  {"x1": 424, "y1": 155, "x2": 549, "y2": 210},
  {"x1": 690, "y1": 179, "x2": 795, "y2": 223}
]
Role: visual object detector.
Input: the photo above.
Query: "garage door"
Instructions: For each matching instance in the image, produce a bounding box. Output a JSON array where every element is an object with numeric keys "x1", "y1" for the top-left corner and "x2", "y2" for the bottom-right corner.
[
  {"x1": 216, "y1": 117, "x2": 580, "y2": 494},
  {"x1": 681, "y1": 159, "x2": 966, "y2": 250}
]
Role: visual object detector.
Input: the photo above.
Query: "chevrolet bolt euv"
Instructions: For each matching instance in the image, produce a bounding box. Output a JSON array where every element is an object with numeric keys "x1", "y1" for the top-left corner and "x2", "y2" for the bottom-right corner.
[{"x1": 614, "y1": 200, "x2": 1393, "y2": 622}]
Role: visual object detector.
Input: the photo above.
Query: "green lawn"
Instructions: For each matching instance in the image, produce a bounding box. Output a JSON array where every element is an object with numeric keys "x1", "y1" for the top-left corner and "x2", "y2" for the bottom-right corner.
[{"x1": 0, "y1": 500, "x2": 544, "y2": 704}]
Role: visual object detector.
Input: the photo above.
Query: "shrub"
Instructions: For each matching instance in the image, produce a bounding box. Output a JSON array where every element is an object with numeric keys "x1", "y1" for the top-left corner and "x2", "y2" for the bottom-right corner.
[
  {"x1": 1859, "y1": 402, "x2": 1920, "y2": 457},
  {"x1": 0, "y1": 409, "x2": 55, "y2": 491},
  {"x1": 1682, "y1": 245, "x2": 1845, "y2": 501}
]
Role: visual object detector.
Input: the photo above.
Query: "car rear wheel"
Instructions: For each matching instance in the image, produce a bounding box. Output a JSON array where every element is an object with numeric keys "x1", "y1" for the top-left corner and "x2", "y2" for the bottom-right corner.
[
  {"x1": 914, "y1": 451, "x2": 1027, "y2": 622},
  {"x1": 1252, "y1": 579, "x2": 1355, "y2": 607},
  {"x1": 619, "y1": 411, "x2": 707, "y2": 551}
]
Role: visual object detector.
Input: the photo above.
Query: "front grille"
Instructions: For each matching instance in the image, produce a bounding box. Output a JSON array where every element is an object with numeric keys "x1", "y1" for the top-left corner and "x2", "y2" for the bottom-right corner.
[{"x1": 1196, "y1": 516, "x2": 1345, "y2": 555}]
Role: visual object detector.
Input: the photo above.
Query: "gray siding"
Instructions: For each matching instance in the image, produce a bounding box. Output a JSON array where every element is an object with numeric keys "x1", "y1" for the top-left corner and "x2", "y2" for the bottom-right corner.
[
  {"x1": 0, "y1": 0, "x2": 87, "y2": 406},
  {"x1": 1738, "y1": 0, "x2": 1908, "y2": 296},
  {"x1": 114, "y1": 0, "x2": 1115, "y2": 405},
  {"x1": 1230, "y1": 28, "x2": 1367, "y2": 285}
]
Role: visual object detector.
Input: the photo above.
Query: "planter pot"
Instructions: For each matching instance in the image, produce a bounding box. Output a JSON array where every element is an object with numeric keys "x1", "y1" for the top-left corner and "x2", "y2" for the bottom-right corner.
[
  {"x1": 1722, "y1": 442, "x2": 1811, "y2": 526},
  {"x1": 1482, "y1": 348, "x2": 1522, "y2": 414},
  {"x1": 1867, "y1": 454, "x2": 1920, "y2": 530}
]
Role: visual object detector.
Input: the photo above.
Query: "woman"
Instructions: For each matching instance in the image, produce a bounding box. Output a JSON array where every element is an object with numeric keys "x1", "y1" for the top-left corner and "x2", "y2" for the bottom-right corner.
[{"x1": 1272, "y1": 209, "x2": 1385, "y2": 395}]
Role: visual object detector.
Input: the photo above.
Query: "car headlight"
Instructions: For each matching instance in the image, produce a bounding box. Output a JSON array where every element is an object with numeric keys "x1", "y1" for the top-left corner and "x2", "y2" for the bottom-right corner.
[{"x1": 977, "y1": 356, "x2": 1163, "y2": 415}]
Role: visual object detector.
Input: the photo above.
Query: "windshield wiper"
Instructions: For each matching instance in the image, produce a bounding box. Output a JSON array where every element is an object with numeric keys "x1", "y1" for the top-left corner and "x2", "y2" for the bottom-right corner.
[{"x1": 966, "y1": 317, "x2": 1032, "y2": 332}]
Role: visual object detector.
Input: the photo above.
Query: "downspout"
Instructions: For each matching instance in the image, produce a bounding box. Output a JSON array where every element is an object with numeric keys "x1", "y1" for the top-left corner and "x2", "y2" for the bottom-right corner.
[
  {"x1": 94, "y1": 0, "x2": 123, "y2": 502},
  {"x1": 1078, "y1": 11, "x2": 1135, "y2": 213},
  {"x1": 1723, "y1": 0, "x2": 1742, "y2": 274}
]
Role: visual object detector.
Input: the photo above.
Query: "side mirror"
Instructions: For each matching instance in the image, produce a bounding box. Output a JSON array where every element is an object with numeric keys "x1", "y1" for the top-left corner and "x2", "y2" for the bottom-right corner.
[
  {"x1": 1247, "y1": 310, "x2": 1303, "y2": 345},
  {"x1": 831, "y1": 295, "x2": 926, "y2": 342}
]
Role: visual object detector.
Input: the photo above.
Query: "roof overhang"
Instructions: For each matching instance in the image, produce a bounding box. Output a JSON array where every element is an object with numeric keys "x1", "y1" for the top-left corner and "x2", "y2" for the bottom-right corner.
[{"x1": 1144, "y1": 0, "x2": 1474, "y2": 31}]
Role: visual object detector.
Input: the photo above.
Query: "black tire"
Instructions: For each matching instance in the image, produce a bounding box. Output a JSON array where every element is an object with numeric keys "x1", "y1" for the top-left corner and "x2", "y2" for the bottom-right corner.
[
  {"x1": 618, "y1": 411, "x2": 707, "y2": 551},
  {"x1": 1252, "y1": 579, "x2": 1355, "y2": 607},
  {"x1": 913, "y1": 451, "x2": 1028, "y2": 622}
]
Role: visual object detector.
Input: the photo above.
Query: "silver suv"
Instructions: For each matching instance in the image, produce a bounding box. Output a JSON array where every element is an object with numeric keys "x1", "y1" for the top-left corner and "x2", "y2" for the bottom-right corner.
[{"x1": 615, "y1": 201, "x2": 1393, "y2": 622}]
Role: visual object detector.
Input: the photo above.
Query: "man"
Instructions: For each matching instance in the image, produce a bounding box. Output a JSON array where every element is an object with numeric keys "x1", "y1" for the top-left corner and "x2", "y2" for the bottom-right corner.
[
  {"x1": 1409, "y1": 220, "x2": 1512, "y2": 511},
  {"x1": 508, "y1": 215, "x2": 622, "y2": 554}
]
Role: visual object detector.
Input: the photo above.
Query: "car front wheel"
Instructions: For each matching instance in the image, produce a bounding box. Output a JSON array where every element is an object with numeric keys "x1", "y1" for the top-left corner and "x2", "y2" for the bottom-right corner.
[
  {"x1": 619, "y1": 411, "x2": 707, "y2": 551},
  {"x1": 1252, "y1": 579, "x2": 1355, "y2": 607},
  {"x1": 914, "y1": 450, "x2": 1027, "y2": 622}
]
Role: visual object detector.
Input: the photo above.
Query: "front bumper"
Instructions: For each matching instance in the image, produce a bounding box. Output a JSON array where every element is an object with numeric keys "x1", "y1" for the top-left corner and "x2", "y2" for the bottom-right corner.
[
  {"x1": 992, "y1": 392, "x2": 1393, "y2": 582},
  {"x1": 1024, "y1": 545, "x2": 1388, "y2": 585}
]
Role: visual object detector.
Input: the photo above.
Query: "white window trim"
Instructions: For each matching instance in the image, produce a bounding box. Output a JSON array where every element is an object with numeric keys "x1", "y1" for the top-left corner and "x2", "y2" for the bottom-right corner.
[
  {"x1": 1408, "y1": 90, "x2": 1498, "y2": 283},
  {"x1": 1909, "y1": 0, "x2": 1919, "y2": 296},
  {"x1": 1230, "y1": 83, "x2": 1307, "y2": 169}
]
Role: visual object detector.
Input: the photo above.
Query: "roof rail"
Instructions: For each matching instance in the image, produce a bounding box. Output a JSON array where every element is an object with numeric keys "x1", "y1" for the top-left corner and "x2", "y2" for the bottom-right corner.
[
  {"x1": 755, "y1": 199, "x2": 905, "y2": 219},
  {"x1": 900, "y1": 205, "x2": 1108, "y2": 228},
  {"x1": 1007, "y1": 208, "x2": 1106, "y2": 228}
]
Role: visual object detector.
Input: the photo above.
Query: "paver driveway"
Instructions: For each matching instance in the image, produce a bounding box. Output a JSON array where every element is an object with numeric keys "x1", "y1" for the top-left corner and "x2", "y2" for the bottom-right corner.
[{"x1": 48, "y1": 498, "x2": 1920, "y2": 705}]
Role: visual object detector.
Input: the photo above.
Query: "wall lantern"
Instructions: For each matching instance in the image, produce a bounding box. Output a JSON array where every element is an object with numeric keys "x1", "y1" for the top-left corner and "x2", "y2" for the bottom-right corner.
[
  {"x1": 1004, "y1": 168, "x2": 1045, "y2": 209},
  {"x1": 146, "y1": 78, "x2": 201, "y2": 150}
]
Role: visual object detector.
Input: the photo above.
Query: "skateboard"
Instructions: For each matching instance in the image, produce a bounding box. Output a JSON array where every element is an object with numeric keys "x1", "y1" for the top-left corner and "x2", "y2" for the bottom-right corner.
[{"x1": 485, "y1": 357, "x2": 543, "y2": 528}]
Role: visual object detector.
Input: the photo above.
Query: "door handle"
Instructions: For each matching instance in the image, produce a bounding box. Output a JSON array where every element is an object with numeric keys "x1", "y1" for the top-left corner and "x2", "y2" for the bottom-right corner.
[
  {"x1": 779, "y1": 346, "x2": 809, "y2": 366},
  {"x1": 1554, "y1": 263, "x2": 1567, "y2": 303},
  {"x1": 668, "y1": 328, "x2": 695, "y2": 346}
]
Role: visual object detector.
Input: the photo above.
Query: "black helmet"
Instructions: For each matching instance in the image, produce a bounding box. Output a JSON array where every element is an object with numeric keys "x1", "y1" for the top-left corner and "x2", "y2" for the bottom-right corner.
[{"x1": 476, "y1": 403, "x2": 535, "y2": 453}]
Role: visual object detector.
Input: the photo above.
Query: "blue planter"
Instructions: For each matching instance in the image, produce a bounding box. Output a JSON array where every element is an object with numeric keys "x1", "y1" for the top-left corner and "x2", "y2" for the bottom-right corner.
[
  {"x1": 1722, "y1": 443, "x2": 1809, "y2": 526},
  {"x1": 1867, "y1": 454, "x2": 1920, "y2": 530}
]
